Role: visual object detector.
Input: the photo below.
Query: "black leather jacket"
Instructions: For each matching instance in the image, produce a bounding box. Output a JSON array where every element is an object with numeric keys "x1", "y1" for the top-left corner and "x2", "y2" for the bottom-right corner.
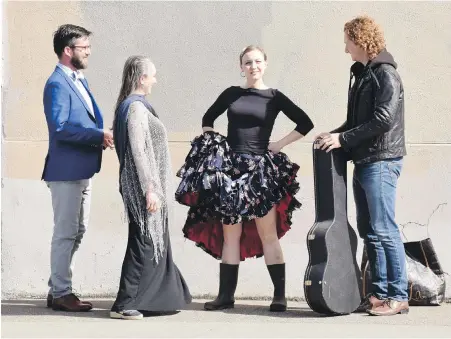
[{"x1": 334, "y1": 50, "x2": 406, "y2": 164}]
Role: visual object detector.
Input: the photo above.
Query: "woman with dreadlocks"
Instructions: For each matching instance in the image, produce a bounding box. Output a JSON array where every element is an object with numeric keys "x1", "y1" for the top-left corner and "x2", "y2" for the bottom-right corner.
[{"x1": 111, "y1": 56, "x2": 192, "y2": 320}]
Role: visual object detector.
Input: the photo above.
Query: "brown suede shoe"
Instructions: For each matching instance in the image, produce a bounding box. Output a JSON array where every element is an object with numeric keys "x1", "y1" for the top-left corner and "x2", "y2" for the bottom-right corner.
[
  {"x1": 47, "y1": 294, "x2": 93, "y2": 308},
  {"x1": 51, "y1": 293, "x2": 93, "y2": 312},
  {"x1": 353, "y1": 294, "x2": 385, "y2": 313},
  {"x1": 47, "y1": 294, "x2": 52, "y2": 308},
  {"x1": 367, "y1": 299, "x2": 409, "y2": 316}
]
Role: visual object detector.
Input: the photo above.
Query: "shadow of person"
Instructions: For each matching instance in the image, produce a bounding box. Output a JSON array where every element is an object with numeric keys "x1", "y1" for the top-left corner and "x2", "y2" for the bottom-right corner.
[
  {"x1": 1, "y1": 299, "x2": 341, "y2": 319},
  {"x1": 186, "y1": 300, "x2": 331, "y2": 318},
  {"x1": 1, "y1": 299, "x2": 110, "y2": 319},
  {"x1": 2, "y1": 299, "x2": 197, "y2": 319}
]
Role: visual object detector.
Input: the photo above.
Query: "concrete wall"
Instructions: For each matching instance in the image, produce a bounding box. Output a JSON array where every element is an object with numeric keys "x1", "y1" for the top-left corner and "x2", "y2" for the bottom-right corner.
[{"x1": 2, "y1": 1, "x2": 451, "y2": 300}]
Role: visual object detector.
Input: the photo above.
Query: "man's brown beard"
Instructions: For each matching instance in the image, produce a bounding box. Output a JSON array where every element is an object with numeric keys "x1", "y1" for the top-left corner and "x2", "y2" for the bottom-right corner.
[{"x1": 70, "y1": 55, "x2": 87, "y2": 70}]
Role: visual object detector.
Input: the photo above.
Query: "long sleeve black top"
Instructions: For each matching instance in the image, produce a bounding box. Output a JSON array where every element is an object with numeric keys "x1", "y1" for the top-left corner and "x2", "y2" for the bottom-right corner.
[{"x1": 202, "y1": 86, "x2": 314, "y2": 154}]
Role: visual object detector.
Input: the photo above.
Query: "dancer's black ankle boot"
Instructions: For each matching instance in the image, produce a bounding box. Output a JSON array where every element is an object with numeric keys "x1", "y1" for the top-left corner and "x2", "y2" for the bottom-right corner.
[
  {"x1": 267, "y1": 263, "x2": 287, "y2": 312},
  {"x1": 204, "y1": 263, "x2": 239, "y2": 311}
]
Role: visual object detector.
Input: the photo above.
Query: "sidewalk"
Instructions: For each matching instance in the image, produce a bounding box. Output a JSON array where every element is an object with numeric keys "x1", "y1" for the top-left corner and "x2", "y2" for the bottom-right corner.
[{"x1": 2, "y1": 299, "x2": 451, "y2": 338}]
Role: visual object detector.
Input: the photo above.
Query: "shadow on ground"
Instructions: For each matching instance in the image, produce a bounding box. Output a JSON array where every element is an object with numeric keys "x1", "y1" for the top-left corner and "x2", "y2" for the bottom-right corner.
[{"x1": 1, "y1": 299, "x2": 329, "y2": 319}]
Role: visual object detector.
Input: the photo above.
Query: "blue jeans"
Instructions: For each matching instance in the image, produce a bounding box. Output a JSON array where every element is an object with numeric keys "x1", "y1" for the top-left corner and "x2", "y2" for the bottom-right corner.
[{"x1": 353, "y1": 158, "x2": 408, "y2": 301}]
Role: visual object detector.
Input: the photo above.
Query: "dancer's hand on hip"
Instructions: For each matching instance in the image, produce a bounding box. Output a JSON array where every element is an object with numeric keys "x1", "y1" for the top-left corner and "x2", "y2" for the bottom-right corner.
[{"x1": 268, "y1": 141, "x2": 283, "y2": 154}]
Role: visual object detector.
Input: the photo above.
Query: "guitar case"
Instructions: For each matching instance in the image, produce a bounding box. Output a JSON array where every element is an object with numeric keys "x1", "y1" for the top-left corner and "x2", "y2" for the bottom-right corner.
[{"x1": 304, "y1": 140, "x2": 362, "y2": 315}]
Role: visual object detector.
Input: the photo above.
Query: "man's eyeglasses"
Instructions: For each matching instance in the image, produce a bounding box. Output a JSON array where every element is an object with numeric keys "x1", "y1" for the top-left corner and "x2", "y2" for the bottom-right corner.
[{"x1": 71, "y1": 45, "x2": 91, "y2": 52}]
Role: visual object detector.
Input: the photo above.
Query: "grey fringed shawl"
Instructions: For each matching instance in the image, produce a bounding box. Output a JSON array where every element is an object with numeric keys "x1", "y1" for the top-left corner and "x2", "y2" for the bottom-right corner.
[{"x1": 113, "y1": 95, "x2": 173, "y2": 264}]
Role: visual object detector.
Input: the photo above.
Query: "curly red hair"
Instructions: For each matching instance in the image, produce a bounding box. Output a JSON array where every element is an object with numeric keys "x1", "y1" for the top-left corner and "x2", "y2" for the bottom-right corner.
[{"x1": 344, "y1": 15, "x2": 386, "y2": 59}]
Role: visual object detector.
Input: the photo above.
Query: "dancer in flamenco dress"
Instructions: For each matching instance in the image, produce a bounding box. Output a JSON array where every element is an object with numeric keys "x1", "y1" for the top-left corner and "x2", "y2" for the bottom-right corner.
[{"x1": 176, "y1": 46, "x2": 314, "y2": 312}]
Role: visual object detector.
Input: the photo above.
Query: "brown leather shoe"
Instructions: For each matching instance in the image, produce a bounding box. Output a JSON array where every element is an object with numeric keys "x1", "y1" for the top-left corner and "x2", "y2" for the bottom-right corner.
[
  {"x1": 367, "y1": 299, "x2": 409, "y2": 316},
  {"x1": 51, "y1": 293, "x2": 93, "y2": 312},
  {"x1": 354, "y1": 294, "x2": 385, "y2": 313},
  {"x1": 47, "y1": 294, "x2": 93, "y2": 308},
  {"x1": 47, "y1": 294, "x2": 52, "y2": 308}
]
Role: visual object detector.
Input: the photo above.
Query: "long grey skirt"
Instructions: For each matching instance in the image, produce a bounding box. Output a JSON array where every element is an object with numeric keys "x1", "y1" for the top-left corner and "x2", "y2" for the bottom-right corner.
[{"x1": 111, "y1": 212, "x2": 192, "y2": 312}]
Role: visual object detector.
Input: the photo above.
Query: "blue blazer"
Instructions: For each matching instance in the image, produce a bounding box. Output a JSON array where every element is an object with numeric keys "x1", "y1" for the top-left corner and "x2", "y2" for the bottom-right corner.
[{"x1": 42, "y1": 66, "x2": 104, "y2": 181}]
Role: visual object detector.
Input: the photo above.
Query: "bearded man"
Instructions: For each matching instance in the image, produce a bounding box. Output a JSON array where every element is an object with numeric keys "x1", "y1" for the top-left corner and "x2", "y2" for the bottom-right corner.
[{"x1": 42, "y1": 24, "x2": 113, "y2": 311}]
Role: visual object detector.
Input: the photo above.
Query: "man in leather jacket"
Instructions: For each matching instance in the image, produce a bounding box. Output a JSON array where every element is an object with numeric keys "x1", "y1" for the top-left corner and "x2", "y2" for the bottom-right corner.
[{"x1": 316, "y1": 15, "x2": 409, "y2": 316}]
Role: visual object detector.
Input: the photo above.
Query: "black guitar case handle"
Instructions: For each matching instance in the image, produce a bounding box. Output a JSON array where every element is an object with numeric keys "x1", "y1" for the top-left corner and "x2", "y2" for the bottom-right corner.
[{"x1": 304, "y1": 139, "x2": 362, "y2": 315}]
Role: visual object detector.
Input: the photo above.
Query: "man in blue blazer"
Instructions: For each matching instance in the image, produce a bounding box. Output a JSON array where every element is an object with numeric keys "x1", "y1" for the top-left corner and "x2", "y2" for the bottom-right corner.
[{"x1": 42, "y1": 24, "x2": 113, "y2": 312}]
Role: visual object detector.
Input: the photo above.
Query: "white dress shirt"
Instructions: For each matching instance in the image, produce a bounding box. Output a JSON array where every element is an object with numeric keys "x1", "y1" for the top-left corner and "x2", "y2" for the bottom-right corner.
[{"x1": 57, "y1": 63, "x2": 95, "y2": 115}]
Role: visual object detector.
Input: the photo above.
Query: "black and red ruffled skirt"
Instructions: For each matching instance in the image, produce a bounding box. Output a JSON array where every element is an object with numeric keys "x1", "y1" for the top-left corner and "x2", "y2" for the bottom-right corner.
[{"x1": 175, "y1": 132, "x2": 301, "y2": 261}]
